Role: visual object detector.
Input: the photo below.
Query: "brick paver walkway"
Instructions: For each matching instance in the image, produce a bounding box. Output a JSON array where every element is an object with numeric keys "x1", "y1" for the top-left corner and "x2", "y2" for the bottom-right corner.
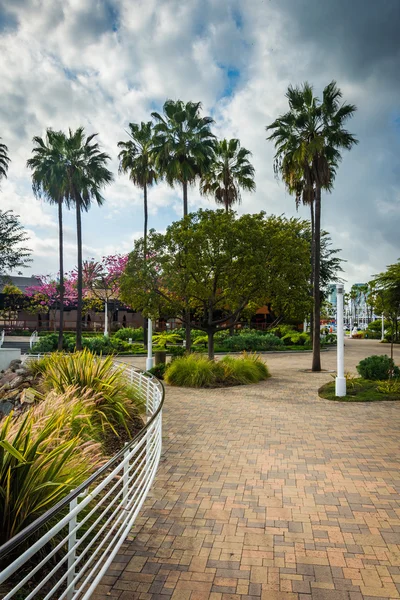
[{"x1": 97, "y1": 340, "x2": 400, "y2": 600}]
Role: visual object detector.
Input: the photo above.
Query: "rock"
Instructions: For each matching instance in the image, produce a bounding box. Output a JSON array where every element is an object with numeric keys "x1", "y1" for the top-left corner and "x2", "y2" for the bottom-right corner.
[
  {"x1": 0, "y1": 401, "x2": 14, "y2": 416},
  {"x1": 9, "y1": 376, "x2": 25, "y2": 390},
  {"x1": 20, "y1": 388, "x2": 36, "y2": 404},
  {"x1": 9, "y1": 360, "x2": 22, "y2": 369},
  {"x1": 0, "y1": 372, "x2": 19, "y2": 386},
  {"x1": 15, "y1": 368, "x2": 28, "y2": 376}
]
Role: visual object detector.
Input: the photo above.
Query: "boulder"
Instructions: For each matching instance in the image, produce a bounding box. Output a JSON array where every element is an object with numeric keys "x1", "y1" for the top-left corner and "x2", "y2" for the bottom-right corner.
[{"x1": 0, "y1": 401, "x2": 14, "y2": 416}]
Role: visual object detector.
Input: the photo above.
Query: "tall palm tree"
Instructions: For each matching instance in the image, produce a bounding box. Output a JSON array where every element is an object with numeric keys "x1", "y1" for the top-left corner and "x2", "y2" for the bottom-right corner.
[
  {"x1": 117, "y1": 121, "x2": 158, "y2": 260},
  {"x1": 266, "y1": 81, "x2": 357, "y2": 371},
  {"x1": 151, "y1": 99, "x2": 216, "y2": 216},
  {"x1": 151, "y1": 100, "x2": 216, "y2": 350},
  {"x1": 0, "y1": 137, "x2": 10, "y2": 182},
  {"x1": 27, "y1": 130, "x2": 70, "y2": 350},
  {"x1": 30, "y1": 128, "x2": 113, "y2": 350},
  {"x1": 117, "y1": 121, "x2": 158, "y2": 348},
  {"x1": 200, "y1": 138, "x2": 256, "y2": 212}
]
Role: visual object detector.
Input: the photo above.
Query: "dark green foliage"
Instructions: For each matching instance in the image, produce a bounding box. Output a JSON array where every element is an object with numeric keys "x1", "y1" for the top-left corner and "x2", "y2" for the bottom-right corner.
[
  {"x1": 0, "y1": 209, "x2": 32, "y2": 276},
  {"x1": 147, "y1": 363, "x2": 167, "y2": 380},
  {"x1": 356, "y1": 355, "x2": 400, "y2": 381},
  {"x1": 168, "y1": 345, "x2": 186, "y2": 359},
  {"x1": 32, "y1": 334, "x2": 58, "y2": 353},
  {"x1": 222, "y1": 333, "x2": 284, "y2": 352}
]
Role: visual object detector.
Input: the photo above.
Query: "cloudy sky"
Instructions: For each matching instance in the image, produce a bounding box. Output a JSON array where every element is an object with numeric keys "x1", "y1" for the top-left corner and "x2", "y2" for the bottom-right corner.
[{"x1": 0, "y1": 0, "x2": 399, "y2": 288}]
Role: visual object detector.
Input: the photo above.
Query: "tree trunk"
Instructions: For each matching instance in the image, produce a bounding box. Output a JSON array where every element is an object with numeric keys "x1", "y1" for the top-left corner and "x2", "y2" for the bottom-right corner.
[
  {"x1": 183, "y1": 180, "x2": 188, "y2": 217},
  {"x1": 312, "y1": 187, "x2": 321, "y2": 371},
  {"x1": 58, "y1": 201, "x2": 64, "y2": 350},
  {"x1": 207, "y1": 330, "x2": 215, "y2": 360},
  {"x1": 309, "y1": 200, "x2": 315, "y2": 345},
  {"x1": 76, "y1": 197, "x2": 83, "y2": 351},
  {"x1": 143, "y1": 183, "x2": 148, "y2": 349}
]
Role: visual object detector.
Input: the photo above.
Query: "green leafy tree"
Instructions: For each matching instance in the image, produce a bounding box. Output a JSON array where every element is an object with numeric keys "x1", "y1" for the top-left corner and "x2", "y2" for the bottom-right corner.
[
  {"x1": 29, "y1": 128, "x2": 113, "y2": 349},
  {"x1": 370, "y1": 260, "x2": 400, "y2": 361},
  {"x1": 27, "y1": 129, "x2": 72, "y2": 349},
  {"x1": 151, "y1": 99, "x2": 216, "y2": 217},
  {"x1": 200, "y1": 138, "x2": 255, "y2": 212},
  {"x1": 121, "y1": 210, "x2": 311, "y2": 359},
  {"x1": 267, "y1": 81, "x2": 357, "y2": 371},
  {"x1": 0, "y1": 137, "x2": 10, "y2": 183},
  {"x1": 0, "y1": 283, "x2": 24, "y2": 327},
  {"x1": 0, "y1": 210, "x2": 31, "y2": 279}
]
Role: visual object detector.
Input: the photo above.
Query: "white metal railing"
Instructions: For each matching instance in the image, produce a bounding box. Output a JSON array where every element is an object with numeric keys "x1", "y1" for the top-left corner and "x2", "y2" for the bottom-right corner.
[
  {"x1": 0, "y1": 360, "x2": 164, "y2": 600},
  {"x1": 29, "y1": 330, "x2": 39, "y2": 350},
  {"x1": 0, "y1": 329, "x2": 4, "y2": 348}
]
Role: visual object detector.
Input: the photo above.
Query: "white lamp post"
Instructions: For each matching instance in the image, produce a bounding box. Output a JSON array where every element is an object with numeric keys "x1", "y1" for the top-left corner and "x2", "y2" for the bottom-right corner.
[
  {"x1": 146, "y1": 318, "x2": 153, "y2": 371},
  {"x1": 104, "y1": 300, "x2": 108, "y2": 337},
  {"x1": 335, "y1": 283, "x2": 346, "y2": 397},
  {"x1": 381, "y1": 313, "x2": 385, "y2": 341}
]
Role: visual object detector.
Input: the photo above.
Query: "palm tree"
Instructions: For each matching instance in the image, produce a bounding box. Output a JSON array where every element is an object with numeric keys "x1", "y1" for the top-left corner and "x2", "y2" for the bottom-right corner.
[
  {"x1": 30, "y1": 128, "x2": 113, "y2": 350},
  {"x1": 117, "y1": 121, "x2": 158, "y2": 258},
  {"x1": 200, "y1": 138, "x2": 256, "y2": 212},
  {"x1": 267, "y1": 81, "x2": 357, "y2": 371},
  {"x1": 151, "y1": 99, "x2": 216, "y2": 216},
  {"x1": 117, "y1": 121, "x2": 158, "y2": 348},
  {"x1": 151, "y1": 100, "x2": 216, "y2": 350},
  {"x1": 0, "y1": 137, "x2": 10, "y2": 182},
  {"x1": 27, "y1": 130, "x2": 70, "y2": 350}
]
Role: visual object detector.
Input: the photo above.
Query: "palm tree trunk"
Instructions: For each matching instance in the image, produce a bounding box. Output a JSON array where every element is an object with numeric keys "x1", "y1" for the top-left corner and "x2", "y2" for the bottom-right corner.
[
  {"x1": 309, "y1": 201, "x2": 315, "y2": 345},
  {"x1": 183, "y1": 180, "x2": 188, "y2": 217},
  {"x1": 58, "y1": 201, "x2": 64, "y2": 351},
  {"x1": 143, "y1": 183, "x2": 148, "y2": 350},
  {"x1": 312, "y1": 187, "x2": 321, "y2": 371},
  {"x1": 76, "y1": 197, "x2": 83, "y2": 351}
]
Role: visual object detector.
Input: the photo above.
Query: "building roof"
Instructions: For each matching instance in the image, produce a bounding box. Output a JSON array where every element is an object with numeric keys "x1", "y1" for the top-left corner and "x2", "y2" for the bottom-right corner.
[{"x1": 0, "y1": 275, "x2": 41, "y2": 293}]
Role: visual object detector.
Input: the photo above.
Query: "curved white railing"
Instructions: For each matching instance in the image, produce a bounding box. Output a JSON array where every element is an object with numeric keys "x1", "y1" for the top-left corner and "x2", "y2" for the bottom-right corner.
[
  {"x1": 0, "y1": 360, "x2": 164, "y2": 600},
  {"x1": 29, "y1": 330, "x2": 39, "y2": 350},
  {"x1": 0, "y1": 329, "x2": 4, "y2": 348}
]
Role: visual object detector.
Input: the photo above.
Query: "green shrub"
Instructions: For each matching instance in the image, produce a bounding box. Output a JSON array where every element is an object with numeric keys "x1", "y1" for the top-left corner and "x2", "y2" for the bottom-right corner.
[
  {"x1": 165, "y1": 353, "x2": 270, "y2": 388},
  {"x1": 222, "y1": 332, "x2": 283, "y2": 352},
  {"x1": 169, "y1": 345, "x2": 186, "y2": 359},
  {"x1": 152, "y1": 332, "x2": 182, "y2": 347},
  {"x1": 268, "y1": 324, "x2": 297, "y2": 338},
  {"x1": 281, "y1": 331, "x2": 310, "y2": 346},
  {"x1": 31, "y1": 335, "x2": 57, "y2": 353},
  {"x1": 114, "y1": 327, "x2": 144, "y2": 342},
  {"x1": 41, "y1": 350, "x2": 144, "y2": 435},
  {"x1": 356, "y1": 355, "x2": 400, "y2": 381},
  {"x1": 324, "y1": 333, "x2": 337, "y2": 344},
  {"x1": 147, "y1": 363, "x2": 167, "y2": 380},
  {"x1": 0, "y1": 407, "x2": 100, "y2": 544}
]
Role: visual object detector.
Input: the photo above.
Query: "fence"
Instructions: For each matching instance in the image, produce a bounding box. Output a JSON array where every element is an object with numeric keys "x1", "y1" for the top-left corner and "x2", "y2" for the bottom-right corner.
[{"x1": 0, "y1": 360, "x2": 164, "y2": 600}]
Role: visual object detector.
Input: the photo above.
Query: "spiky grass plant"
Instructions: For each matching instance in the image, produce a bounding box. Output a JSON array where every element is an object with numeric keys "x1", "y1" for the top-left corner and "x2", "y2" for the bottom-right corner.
[
  {"x1": 40, "y1": 350, "x2": 144, "y2": 436},
  {"x1": 0, "y1": 404, "x2": 101, "y2": 544}
]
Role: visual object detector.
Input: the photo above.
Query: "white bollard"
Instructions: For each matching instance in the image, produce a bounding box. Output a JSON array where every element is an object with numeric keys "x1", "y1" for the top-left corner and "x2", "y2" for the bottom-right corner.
[
  {"x1": 335, "y1": 284, "x2": 346, "y2": 397},
  {"x1": 146, "y1": 318, "x2": 153, "y2": 371}
]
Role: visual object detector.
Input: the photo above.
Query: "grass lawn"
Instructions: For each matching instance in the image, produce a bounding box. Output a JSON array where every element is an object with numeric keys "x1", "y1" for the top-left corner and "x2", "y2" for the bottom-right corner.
[{"x1": 319, "y1": 379, "x2": 400, "y2": 402}]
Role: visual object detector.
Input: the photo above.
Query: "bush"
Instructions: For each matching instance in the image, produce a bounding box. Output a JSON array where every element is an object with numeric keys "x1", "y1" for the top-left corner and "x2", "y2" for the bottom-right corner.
[
  {"x1": 114, "y1": 327, "x2": 144, "y2": 342},
  {"x1": 269, "y1": 324, "x2": 297, "y2": 338},
  {"x1": 0, "y1": 405, "x2": 100, "y2": 544},
  {"x1": 147, "y1": 363, "x2": 167, "y2": 380},
  {"x1": 164, "y1": 353, "x2": 270, "y2": 388},
  {"x1": 281, "y1": 331, "x2": 310, "y2": 346},
  {"x1": 222, "y1": 332, "x2": 283, "y2": 352},
  {"x1": 40, "y1": 350, "x2": 144, "y2": 435},
  {"x1": 356, "y1": 355, "x2": 400, "y2": 381},
  {"x1": 323, "y1": 333, "x2": 337, "y2": 344},
  {"x1": 169, "y1": 345, "x2": 186, "y2": 359},
  {"x1": 152, "y1": 332, "x2": 182, "y2": 347}
]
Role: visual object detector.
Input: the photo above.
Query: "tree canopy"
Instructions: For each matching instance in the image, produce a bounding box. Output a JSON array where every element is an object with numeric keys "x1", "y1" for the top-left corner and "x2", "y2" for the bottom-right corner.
[
  {"x1": 120, "y1": 209, "x2": 311, "y2": 358},
  {"x1": 0, "y1": 209, "x2": 31, "y2": 278}
]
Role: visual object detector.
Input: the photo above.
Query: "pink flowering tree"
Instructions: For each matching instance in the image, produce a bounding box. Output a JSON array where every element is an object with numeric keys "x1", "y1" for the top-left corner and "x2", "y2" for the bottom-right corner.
[
  {"x1": 81, "y1": 254, "x2": 129, "y2": 335},
  {"x1": 26, "y1": 275, "x2": 80, "y2": 332}
]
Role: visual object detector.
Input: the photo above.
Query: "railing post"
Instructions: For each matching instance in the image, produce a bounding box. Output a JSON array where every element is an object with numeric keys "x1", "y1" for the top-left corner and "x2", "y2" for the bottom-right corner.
[
  {"x1": 67, "y1": 497, "x2": 78, "y2": 600},
  {"x1": 123, "y1": 444, "x2": 129, "y2": 508}
]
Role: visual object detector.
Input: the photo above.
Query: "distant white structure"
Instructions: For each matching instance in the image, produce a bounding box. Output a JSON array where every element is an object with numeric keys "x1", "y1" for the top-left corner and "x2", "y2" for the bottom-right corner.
[{"x1": 328, "y1": 283, "x2": 378, "y2": 331}]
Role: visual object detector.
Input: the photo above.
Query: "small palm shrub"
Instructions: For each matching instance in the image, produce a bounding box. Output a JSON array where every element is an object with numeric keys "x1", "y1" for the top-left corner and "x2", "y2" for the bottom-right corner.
[
  {"x1": 222, "y1": 333, "x2": 283, "y2": 352},
  {"x1": 152, "y1": 332, "x2": 182, "y2": 348},
  {"x1": 356, "y1": 355, "x2": 400, "y2": 381},
  {"x1": 0, "y1": 407, "x2": 100, "y2": 544},
  {"x1": 164, "y1": 353, "x2": 270, "y2": 388}
]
